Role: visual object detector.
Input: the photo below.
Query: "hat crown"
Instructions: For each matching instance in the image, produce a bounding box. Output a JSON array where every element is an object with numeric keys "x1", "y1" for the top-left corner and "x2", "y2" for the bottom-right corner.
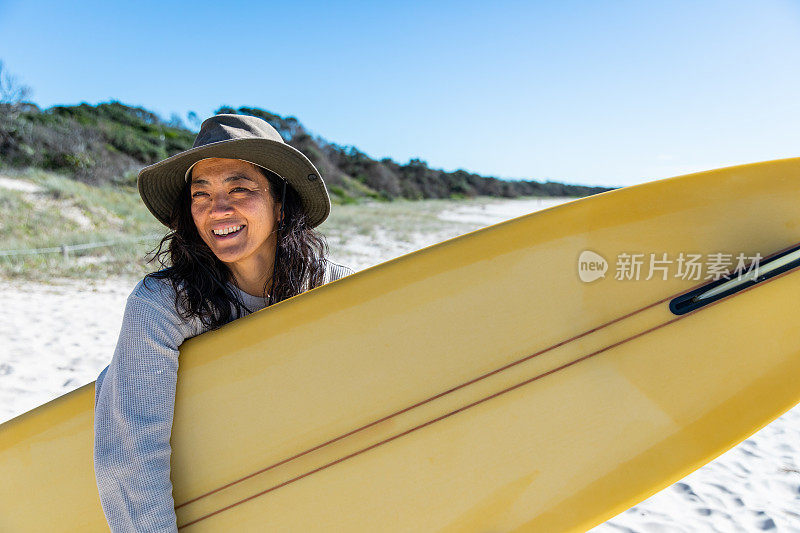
[{"x1": 193, "y1": 114, "x2": 284, "y2": 148}]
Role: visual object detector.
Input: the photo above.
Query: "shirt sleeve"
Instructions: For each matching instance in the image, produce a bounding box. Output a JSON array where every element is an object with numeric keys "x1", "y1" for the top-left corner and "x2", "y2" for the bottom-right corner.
[{"x1": 93, "y1": 292, "x2": 186, "y2": 532}]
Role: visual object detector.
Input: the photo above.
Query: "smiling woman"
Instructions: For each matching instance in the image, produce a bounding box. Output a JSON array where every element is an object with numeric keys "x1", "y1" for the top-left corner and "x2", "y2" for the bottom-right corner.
[{"x1": 92, "y1": 114, "x2": 353, "y2": 532}]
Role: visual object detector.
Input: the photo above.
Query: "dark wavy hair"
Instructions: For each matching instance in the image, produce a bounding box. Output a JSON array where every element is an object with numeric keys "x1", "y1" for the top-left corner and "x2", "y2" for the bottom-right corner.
[{"x1": 145, "y1": 165, "x2": 328, "y2": 330}]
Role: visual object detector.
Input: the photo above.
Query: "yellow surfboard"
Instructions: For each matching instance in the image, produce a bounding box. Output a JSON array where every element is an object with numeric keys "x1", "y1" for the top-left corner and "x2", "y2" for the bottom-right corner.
[{"x1": 2, "y1": 158, "x2": 800, "y2": 532}]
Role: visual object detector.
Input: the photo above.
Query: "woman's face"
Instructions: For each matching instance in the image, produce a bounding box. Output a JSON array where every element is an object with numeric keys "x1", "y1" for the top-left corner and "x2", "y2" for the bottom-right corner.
[{"x1": 189, "y1": 158, "x2": 281, "y2": 266}]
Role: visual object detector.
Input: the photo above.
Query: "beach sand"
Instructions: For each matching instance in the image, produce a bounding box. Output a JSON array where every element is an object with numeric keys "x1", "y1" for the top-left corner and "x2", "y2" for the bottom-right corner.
[{"x1": 1, "y1": 197, "x2": 798, "y2": 531}]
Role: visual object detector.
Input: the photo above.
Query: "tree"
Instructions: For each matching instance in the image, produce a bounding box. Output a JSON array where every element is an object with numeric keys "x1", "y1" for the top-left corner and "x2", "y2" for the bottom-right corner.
[
  {"x1": 0, "y1": 61, "x2": 33, "y2": 145},
  {"x1": 167, "y1": 112, "x2": 186, "y2": 129},
  {"x1": 186, "y1": 111, "x2": 201, "y2": 130},
  {"x1": 0, "y1": 60, "x2": 31, "y2": 106}
]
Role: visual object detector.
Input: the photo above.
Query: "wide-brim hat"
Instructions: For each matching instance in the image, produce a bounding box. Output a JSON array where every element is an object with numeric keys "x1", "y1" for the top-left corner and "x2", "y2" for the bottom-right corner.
[{"x1": 138, "y1": 113, "x2": 330, "y2": 228}]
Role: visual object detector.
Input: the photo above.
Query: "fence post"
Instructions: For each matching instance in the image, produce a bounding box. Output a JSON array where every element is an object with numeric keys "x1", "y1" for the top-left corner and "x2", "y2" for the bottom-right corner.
[{"x1": 61, "y1": 245, "x2": 69, "y2": 259}]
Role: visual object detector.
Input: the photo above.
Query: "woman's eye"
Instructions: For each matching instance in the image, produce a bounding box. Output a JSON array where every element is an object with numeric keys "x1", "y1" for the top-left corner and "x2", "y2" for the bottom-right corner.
[
  {"x1": 231, "y1": 187, "x2": 251, "y2": 193},
  {"x1": 191, "y1": 191, "x2": 209, "y2": 198}
]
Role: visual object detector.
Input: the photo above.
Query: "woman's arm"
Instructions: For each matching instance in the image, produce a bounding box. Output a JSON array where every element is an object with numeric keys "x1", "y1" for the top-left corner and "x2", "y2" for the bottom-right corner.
[{"x1": 93, "y1": 289, "x2": 187, "y2": 532}]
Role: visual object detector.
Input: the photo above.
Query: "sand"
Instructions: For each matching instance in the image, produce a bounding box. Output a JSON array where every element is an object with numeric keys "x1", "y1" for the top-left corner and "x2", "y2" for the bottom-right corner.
[{"x1": 1, "y1": 197, "x2": 798, "y2": 531}]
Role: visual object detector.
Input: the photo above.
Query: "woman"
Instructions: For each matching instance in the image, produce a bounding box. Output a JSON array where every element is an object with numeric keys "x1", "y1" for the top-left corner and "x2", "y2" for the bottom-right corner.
[{"x1": 93, "y1": 114, "x2": 352, "y2": 531}]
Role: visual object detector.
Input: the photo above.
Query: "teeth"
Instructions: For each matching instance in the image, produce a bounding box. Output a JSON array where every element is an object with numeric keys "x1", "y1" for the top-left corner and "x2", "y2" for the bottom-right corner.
[{"x1": 213, "y1": 225, "x2": 243, "y2": 236}]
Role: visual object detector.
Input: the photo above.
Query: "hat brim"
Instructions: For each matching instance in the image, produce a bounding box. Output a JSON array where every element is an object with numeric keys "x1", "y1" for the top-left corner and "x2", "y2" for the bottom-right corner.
[{"x1": 138, "y1": 138, "x2": 330, "y2": 228}]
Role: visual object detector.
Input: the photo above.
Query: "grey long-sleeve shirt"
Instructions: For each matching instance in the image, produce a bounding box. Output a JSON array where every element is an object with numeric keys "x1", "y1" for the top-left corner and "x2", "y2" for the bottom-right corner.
[{"x1": 93, "y1": 261, "x2": 353, "y2": 532}]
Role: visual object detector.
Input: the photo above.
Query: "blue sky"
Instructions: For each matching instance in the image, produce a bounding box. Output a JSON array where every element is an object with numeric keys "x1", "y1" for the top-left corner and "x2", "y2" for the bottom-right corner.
[{"x1": 1, "y1": 0, "x2": 799, "y2": 187}]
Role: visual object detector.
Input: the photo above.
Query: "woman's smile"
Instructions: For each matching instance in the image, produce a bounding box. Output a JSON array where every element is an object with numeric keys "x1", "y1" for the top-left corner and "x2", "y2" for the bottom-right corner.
[{"x1": 212, "y1": 224, "x2": 245, "y2": 237}]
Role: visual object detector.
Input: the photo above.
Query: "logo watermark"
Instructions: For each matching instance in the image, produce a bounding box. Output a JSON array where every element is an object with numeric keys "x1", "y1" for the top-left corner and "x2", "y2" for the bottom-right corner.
[
  {"x1": 577, "y1": 250, "x2": 608, "y2": 282},
  {"x1": 577, "y1": 251, "x2": 762, "y2": 283}
]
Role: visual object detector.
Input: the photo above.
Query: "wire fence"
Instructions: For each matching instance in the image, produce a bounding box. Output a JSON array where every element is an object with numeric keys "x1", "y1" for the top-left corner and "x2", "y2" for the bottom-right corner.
[{"x1": 0, "y1": 234, "x2": 163, "y2": 258}]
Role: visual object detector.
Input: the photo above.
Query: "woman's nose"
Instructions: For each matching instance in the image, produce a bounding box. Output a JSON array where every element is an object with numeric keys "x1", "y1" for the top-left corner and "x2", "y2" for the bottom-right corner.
[{"x1": 209, "y1": 194, "x2": 235, "y2": 216}]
